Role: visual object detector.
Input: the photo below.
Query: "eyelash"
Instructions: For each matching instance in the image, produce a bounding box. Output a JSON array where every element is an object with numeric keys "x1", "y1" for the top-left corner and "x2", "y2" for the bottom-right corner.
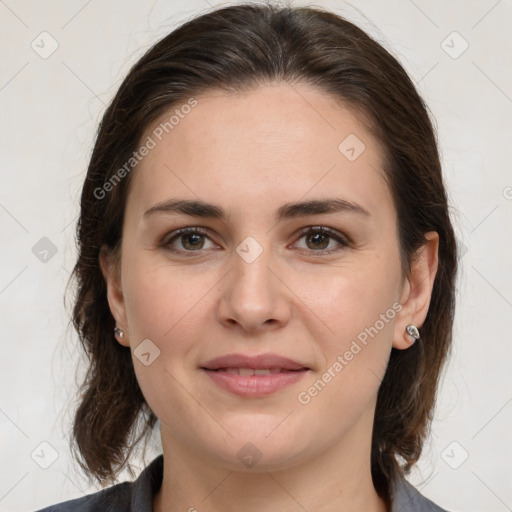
[{"x1": 160, "y1": 226, "x2": 350, "y2": 256}]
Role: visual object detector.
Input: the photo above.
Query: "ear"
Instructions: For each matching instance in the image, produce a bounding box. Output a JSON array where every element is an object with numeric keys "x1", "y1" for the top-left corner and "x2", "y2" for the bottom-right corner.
[
  {"x1": 99, "y1": 245, "x2": 130, "y2": 347},
  {"x1": 393, "y1": 231, "x2": 439, "y2": 349}
]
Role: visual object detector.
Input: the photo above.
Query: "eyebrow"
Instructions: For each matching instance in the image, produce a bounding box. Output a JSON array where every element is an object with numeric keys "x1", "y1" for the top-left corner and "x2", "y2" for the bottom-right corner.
[{"x1": 143, "y1": 198, "x2": 371, "y2": 220}]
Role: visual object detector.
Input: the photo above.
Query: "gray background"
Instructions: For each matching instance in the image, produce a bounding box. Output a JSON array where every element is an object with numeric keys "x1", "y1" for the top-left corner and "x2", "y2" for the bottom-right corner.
[{"x1": 1, "y1": 0, "x2": 511, "y2": 510}]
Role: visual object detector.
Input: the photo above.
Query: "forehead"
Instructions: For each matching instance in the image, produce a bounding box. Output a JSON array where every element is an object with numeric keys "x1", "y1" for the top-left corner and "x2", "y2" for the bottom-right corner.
[{"x1": 126, "y1": 84, "x2": 393, "y2": 222}]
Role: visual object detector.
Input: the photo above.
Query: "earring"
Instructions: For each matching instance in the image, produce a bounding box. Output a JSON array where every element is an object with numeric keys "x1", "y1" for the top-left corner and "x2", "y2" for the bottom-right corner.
[
  {"x1": 114, "y1": 326, "x2": 124, "y2": 339},
  {"x1": 406, "y1": 324, "x2": 420, "y2": 342}
]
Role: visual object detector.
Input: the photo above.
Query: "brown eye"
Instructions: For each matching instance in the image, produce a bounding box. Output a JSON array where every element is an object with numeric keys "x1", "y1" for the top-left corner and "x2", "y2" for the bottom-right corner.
[
  {"x1": 181, "y1": 233, "x2": 205, "y2": 250},
  {"x1": 305, "y1": 231, "x2": 330, "y2": 250},
  {"x1": 293, "y1": 227, "x2": 348, "y2": 254},
  {"x1": 163, "y1": 228, "x2": 218, "y2": 253}
]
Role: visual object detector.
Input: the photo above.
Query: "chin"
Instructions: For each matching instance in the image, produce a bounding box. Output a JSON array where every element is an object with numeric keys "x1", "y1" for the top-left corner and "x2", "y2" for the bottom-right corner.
[{"x1": 203, "y1": 418, "x2": 314, "y2": 472}]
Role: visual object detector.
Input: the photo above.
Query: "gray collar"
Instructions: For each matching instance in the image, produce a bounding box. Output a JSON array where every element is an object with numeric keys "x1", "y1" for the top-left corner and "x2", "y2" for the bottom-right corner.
[
  {"x1": 131, "y1": 455, "x2": 448, "y2": 512},
  {"x1": 391, "y1": 476, "x2": 448, "y2": 512}
]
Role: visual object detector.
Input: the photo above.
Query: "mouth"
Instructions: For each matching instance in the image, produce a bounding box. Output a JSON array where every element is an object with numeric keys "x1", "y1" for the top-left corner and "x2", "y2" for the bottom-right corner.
[
  {"x1": 200, "y1": 353, "x2": 310, "y2": 397},
  {"x1": 209, "y1": 367, "x2": 297, "y2": 375}
]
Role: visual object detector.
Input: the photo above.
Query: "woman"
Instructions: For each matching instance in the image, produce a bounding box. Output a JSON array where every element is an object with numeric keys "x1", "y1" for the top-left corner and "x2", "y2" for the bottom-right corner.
[{"x1": 38, "y1": 3, "x2": 456, "y2": 511}]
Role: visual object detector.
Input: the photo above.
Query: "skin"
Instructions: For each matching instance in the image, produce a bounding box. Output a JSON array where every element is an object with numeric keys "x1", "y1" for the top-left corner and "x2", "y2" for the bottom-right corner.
[{"x1": 100, "y1": 83, "x2": 438, "y2": 512}]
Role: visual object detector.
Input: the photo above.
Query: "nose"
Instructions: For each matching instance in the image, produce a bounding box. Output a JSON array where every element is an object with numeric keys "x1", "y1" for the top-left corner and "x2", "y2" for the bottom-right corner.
[{"x1": 217, "y1": 247, "x2": 292, "y2": 333}]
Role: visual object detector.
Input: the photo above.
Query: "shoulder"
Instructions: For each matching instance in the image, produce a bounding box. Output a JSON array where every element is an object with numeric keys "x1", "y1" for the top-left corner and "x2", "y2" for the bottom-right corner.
[
  {"x1": 34, "y1": 482, "x2": 132, "y2": 512},
  {"x1": 34, "y1": 456, "x2": 164, "y2": 512},
  {"x1": 391, "y1": 476, "x2": 449, "y2": 512}
]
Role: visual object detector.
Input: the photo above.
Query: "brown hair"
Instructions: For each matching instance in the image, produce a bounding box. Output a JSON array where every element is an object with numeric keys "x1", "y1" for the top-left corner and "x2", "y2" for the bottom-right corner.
[{"x1": 69, "y1": 2, "x2": 457, "y2": 500}]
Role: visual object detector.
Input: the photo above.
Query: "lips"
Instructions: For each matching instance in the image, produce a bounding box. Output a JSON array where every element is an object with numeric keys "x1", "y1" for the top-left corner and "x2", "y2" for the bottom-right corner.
[
  {"x1": 200, "y1": 353, "x2": 309, "y2": 397},
  {"x1": 223, "y1": 368, "x2": 282, "y2": 376},
  {"x1": 201, "y1": 353, "x2": 307, "y2": 371}
]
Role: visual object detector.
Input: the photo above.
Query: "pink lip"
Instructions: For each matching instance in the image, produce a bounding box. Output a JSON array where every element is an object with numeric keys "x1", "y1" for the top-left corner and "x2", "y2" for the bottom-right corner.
[
  {"x1": 202, "y1": 353, "x2": 307, "y2": 371},
  {"x1": 200, "y1": 353, "x2": 309, "y2": 398}
]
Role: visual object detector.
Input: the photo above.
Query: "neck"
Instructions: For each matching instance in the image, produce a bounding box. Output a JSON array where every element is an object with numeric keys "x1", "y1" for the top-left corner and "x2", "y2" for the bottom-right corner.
[{"x1": 154, "y1": 408, "x2": 388, "y2": 512}]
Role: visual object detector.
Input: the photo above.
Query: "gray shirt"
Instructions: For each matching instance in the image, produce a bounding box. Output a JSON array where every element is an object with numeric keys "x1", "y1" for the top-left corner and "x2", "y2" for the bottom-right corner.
[{"x1": 35, "y1": 455, "x2": 447, "y2": 511}]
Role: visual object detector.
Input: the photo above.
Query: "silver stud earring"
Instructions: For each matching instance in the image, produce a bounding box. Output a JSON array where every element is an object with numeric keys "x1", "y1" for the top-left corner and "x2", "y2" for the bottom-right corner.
[
  {"x1": 114, "y1": 326, "x2": 124, "y2": 339},
  {"x1": 406, "y1": 324, "x2": 420, "y2": 342}
]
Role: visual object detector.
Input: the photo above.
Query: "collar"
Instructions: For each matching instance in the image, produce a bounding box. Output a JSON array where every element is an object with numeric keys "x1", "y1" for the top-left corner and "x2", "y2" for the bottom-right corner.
[{"x1": 131, "y1": 455, "x2": 446, "y2": 511}]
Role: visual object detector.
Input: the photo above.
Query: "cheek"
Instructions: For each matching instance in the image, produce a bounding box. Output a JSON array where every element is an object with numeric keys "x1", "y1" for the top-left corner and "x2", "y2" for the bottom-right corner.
[
  {"x1": 290, "y1": 254, "x2": 402, "y2": 414},
  {"x1": 292, "y1": 255, "x2": 402, "y2": 347},
  {"x1": 122, "y1": 257, "x2": 218, "y2": 350},
  {"x1": 121, "y1": 258, "x2": 217, "y2": 425},
  {"x1": 293, "y1": 269, "x2": 400, "y2": 428}
]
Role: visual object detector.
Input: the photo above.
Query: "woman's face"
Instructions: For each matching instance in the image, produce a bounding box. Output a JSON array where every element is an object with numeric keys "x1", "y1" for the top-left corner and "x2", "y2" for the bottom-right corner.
[{"x1": 103, "y1": 84, "x2": 424, "y2": 471}]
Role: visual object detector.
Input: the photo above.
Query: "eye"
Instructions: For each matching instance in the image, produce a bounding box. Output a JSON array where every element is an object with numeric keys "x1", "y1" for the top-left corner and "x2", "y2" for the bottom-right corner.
[
  {"x1": 162, "y1": 227, "x2": 219, "y2": 253},
  {"x1": 161, "y1": 226, "x2": 349, "y2": 255},
  {"x1": 293, "y1": 226, "x2": 349, "y2": 254}
]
